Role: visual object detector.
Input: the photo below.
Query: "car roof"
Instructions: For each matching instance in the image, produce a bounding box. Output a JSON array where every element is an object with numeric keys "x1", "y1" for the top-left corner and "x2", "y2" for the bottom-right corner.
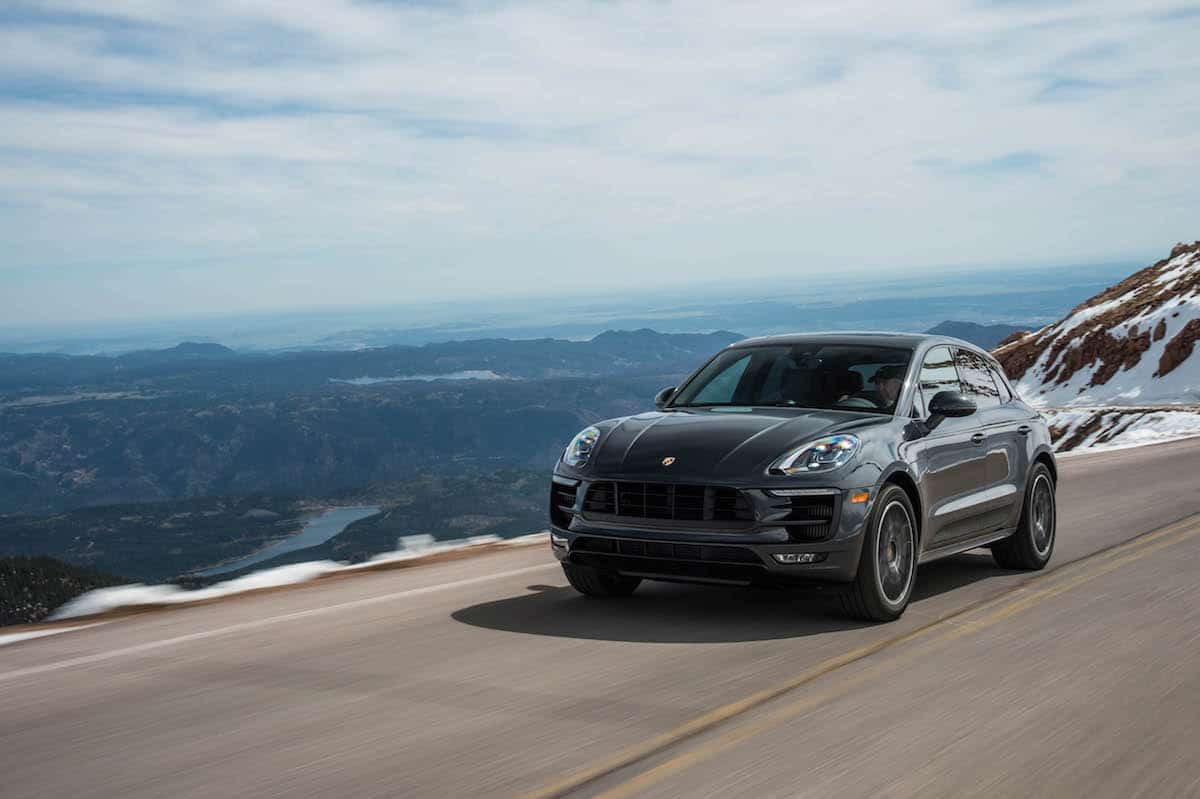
[{"x1": 728, "y1": 331, "x2": 986, "y2": 354}]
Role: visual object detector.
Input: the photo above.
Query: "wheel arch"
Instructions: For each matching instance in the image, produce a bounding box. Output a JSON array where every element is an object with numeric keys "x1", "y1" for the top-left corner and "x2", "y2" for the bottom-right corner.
[
  {"x1": 878, "y1": 466, "x2": 923, "y2": 545},
  {"x1": 1032, "y1": 446, "x2": 1058, "y2": 484}
]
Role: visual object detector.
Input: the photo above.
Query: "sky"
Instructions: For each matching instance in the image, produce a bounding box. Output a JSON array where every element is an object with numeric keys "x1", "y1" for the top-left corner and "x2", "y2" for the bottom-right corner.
[{"x1": 1, "y1": 0, "x2": 1198, "y2": 326}]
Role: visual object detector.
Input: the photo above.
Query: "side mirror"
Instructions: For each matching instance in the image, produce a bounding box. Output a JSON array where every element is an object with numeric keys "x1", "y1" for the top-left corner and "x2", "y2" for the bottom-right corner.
[
  {"x1": 928, "y1": 390, "x2": 977, "y2": 420},
  {"x1": 654, "y1": 386, "x2": 676, "y2": 409}
]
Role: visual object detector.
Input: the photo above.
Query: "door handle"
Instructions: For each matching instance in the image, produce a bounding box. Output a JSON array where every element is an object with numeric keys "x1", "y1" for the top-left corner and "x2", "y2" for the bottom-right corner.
[
  {"x1": 971, "y1": 433, "x2": 985, "y2": 445},
  {"x1": 1017, "y1": 425, "x2": 1032, "y2": 436}
]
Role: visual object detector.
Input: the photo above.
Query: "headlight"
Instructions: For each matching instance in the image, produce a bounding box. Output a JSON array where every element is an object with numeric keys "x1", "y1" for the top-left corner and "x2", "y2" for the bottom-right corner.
[
  {"x1": 562, "y1": 426, "x2": 601, "y2": 467},
  {"x1": 772, "y1": 434, "x2": 860, "y2": 474}
]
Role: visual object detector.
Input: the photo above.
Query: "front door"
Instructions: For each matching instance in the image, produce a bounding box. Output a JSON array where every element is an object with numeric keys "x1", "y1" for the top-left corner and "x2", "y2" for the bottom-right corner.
[{"x1": 908, "y1": 345, "x2": 992, "y2": 549}]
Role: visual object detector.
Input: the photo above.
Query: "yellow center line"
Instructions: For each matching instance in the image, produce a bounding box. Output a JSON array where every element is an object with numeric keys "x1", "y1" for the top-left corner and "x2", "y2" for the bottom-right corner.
[
  {"x1": 520, "y1": 513, "x2": 1200, "y2": 799},
  {"x1": 591, "y1": 518, "x2": 1200, "y2": 799}
]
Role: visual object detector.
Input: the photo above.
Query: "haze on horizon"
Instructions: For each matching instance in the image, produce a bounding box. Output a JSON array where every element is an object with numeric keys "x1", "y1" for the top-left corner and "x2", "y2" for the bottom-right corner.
[{"x1": 2, "y1": 1, "x2": 1198, "y2": 326}]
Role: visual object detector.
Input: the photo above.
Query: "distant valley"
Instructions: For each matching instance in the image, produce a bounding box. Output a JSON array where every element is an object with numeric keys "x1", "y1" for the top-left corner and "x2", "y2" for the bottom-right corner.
[{"x1": 0, "y1": 330, "x2": 736, "y2": 515}]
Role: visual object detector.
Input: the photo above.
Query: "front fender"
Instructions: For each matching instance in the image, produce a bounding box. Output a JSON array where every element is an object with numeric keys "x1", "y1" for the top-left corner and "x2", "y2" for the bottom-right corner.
[{"x1": 874, "y1": 460, "x2": 926, "y2": 535}]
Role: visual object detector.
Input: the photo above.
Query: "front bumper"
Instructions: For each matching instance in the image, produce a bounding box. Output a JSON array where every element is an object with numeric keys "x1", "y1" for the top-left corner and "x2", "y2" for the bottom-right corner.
[{"x1": 548, "y1": 477, "x2": 872, "y2": 587}]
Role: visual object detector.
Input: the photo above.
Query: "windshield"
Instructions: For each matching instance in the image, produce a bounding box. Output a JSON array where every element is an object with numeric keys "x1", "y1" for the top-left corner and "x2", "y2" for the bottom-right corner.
[{"x1": 670, "y1": 343, "x2": 914, "y2": 414}]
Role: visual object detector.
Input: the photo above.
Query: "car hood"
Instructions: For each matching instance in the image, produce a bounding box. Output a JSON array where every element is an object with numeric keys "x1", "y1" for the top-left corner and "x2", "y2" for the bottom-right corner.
[{"x1": 591, "y1": 407, "x2": 888, "y2": 480}]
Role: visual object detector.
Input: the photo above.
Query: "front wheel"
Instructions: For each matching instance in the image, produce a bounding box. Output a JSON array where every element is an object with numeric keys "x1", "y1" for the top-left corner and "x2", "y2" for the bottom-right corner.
[
  {"x1": 992, "y1": 464, "x2": 1056, "y2": 570},
  {"x1": 841, "y1": 484, "x2": 918, "y2": 622},
  {"x1": 562, "y1": 563, "x2": 642, "y2": 597}
]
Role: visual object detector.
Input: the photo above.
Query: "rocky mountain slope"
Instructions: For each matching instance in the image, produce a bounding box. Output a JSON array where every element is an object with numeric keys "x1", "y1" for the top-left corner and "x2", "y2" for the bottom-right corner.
[
  {"x1": 994, "y1": 241, "x2": 1200, "y2": 451},
  {"x1": 996, "y1": 241, "x2": 1200, "y2": 407},
  {"x1": 1044, "y1": 405, "x2": 1200, "y2": 453}
]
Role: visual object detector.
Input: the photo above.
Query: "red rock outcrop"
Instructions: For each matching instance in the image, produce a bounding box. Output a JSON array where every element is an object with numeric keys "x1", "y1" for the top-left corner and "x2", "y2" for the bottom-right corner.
[{"x1": 1157, "y1": 318, "x2": 1200, "y2": 378}]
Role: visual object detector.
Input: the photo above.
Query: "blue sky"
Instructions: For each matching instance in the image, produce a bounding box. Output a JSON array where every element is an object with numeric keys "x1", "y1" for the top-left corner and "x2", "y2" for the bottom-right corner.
[{"x1": 1, "y1": 0, "x2": 1198, "y2": 325}]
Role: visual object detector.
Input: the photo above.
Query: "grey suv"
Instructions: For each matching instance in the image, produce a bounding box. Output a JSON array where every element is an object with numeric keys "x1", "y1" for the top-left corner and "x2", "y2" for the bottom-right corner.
[{"x1": 549, "y1": 333, "x2": 1057, "y2": 621}]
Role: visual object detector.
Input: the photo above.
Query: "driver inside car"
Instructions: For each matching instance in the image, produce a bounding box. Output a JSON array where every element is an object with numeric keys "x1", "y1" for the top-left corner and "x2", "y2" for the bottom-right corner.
[
  {"x1": 873, "y1": 364, "x2": 905, "y2": 409},
  {"x1": 838, "y1": 363, "x2": 905, "y2": 410}
]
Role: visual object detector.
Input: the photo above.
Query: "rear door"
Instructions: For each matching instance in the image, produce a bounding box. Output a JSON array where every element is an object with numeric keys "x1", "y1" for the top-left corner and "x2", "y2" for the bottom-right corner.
[
  {"x1": 953, "y1": 347, "x2": 1023, "y2": 534},
  {"x1": 985, "y1": 355, "x2": 1035, "y2": 530}
]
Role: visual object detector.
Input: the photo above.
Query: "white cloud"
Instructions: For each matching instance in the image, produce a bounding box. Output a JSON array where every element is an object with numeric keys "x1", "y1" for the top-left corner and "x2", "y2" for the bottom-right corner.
[{"x1": 1, "y1": 0, "x2": 1198, "y2": 323}]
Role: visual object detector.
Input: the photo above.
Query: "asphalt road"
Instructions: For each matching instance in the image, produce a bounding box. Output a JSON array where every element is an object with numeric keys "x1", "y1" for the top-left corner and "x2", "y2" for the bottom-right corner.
[{"x1": 4, "y1": 438, "x2": 1200, "y2": 798}]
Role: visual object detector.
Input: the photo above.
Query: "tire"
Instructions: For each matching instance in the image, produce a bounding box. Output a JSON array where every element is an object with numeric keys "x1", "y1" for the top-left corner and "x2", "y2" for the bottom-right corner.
[
  {"x1": 562, "y1": 563, "x2": 642, "y2": 597},
  {"x1": 841, "y1": 484, "x2": 919, "y2": 622},
  {"x1": 992, "y1": 463, "x2": 1056, "y2": 570}
]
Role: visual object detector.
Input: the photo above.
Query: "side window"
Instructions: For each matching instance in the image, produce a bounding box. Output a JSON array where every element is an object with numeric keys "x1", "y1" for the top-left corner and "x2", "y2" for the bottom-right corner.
[
  {"x1": 955, "y1": 349, "x2": 1002, "y2": 410},
  {"x1": 988, "y1": 364, "x2": 1013, "y2": 403},
  {"x1": 691, "y1": 354, "x2": 751, "y2": 404},
  {"x1": 919, "y1": 346, "x2": 961, "y2": 402}
]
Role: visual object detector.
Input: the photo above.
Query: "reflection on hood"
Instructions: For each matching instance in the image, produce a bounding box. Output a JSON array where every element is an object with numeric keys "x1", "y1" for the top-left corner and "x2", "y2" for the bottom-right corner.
[{"x1": 591, "y1": 408, "x2": 886, "y2": 479}]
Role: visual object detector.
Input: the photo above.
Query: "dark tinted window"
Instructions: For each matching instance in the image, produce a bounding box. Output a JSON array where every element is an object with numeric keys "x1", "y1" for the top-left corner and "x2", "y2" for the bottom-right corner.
[
  {"x1": 919, "y1": 346, "x2": 960, "y2": 406},
  {"x1": 672, "y1": 343, "x2": 914, "y2": 414},
  {"x1": 689, "y1": 354, "x2": 751, "y2": 405},
  {"x1": 955, "y1": 348, "x2": 1002, "y2": 409}
]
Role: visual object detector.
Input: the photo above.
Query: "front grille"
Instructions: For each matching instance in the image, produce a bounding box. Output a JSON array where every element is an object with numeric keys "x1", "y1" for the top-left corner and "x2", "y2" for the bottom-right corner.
[
  {"x1": 781, "y1": 494, "x2": 836, "y2": 541},
  {"x1": 583, "y1": 481, "x2": 753, "y2": 523},
  {"x1": 572, "y1": 536, "x2": 762, "y2": 564}
]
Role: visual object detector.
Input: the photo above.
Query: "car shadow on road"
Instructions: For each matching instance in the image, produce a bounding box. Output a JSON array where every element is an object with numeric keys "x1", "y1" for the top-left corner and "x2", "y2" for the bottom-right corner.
[{"x1": 452, "y1": 551, "x2": 1019, "y2": 644}]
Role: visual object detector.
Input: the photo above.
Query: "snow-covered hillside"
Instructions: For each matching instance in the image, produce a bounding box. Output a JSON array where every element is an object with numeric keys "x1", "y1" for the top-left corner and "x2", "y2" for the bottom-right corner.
[
  {"x1": 993, "y1": 241, "x2": 1200, "y2": 452},
  {"x1": 1043, "y1": 406, "x2": 1200, "y2": 453},
  {"x1": 995, "y1": 241, "x2": 1200, "y2": 408}
]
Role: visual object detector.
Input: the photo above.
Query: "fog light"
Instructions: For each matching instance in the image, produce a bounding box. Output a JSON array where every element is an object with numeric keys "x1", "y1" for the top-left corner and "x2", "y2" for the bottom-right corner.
[
  {"x1": 772, "y1": 552, "x2": 827, "y2": 564},
  {"x1": 551, "y1": 532, "x2": 569, "y2": 548}
]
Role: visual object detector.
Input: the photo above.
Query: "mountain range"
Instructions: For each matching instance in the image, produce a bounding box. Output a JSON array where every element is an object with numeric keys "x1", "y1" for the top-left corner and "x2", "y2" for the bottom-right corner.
[
  {"x1": 924, "y1": 321, "x2": 1033, "y2": 350},
  {"x1": 0, "y1": 329, "x2": 739, "y2": 393}
]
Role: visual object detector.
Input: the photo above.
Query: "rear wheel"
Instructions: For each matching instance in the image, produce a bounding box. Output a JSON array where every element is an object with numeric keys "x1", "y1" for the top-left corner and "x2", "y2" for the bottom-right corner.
[
  {"x1": 562, "y1": 563, "x2": 642, "y2": 597},
  {"x1": 841, "y1": 484, "x2": 918, "y2": 622},
  {"x1": 992, "y1": 463, "x2": 1056, "y2": 570}
]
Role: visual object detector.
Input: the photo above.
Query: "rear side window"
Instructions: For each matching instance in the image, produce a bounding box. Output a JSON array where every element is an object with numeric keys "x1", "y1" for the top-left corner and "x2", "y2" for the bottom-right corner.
[
  {"x1": 988, "y1": 364, "x2": 1013, "y2": 402},
  {"x1": 919, "y1": 346, "x2": 961, "y2": 411},
  {"x1": 955, "y1": 349, "x2": 1002, "y2": 409}
]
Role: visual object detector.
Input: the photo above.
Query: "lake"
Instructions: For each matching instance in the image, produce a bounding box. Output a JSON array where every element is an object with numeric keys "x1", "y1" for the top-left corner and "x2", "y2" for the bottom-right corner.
[
  {"x1": 198, "y1": 505, "x2": 381, "y2": 577},
  {"x1": 330, "y1": 370, "x2": 507, "y2": 385}
]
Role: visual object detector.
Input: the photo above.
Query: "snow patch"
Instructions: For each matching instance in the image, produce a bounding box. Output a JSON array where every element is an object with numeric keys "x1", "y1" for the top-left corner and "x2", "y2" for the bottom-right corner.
[
  {"x1": 52, "y1": 561, "x2": 339, "y2": 619},
  {"x1": 1045, "y1": 406, "x2": 1200, "y2": 453},
  {"x1": 1154, "y1": 251, "x2": 1197, "y2": 287},
  {"x1": 51, "y1": 533, "x2": 549, "y2": 621},
  {"x1": 1056, "y1": 294, "x2": 1130, "y2": 336}
]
